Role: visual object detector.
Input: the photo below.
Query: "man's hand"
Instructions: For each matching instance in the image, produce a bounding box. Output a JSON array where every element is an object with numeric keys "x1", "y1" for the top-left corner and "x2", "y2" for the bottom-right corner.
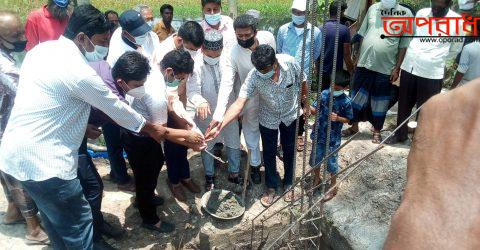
[
  {"x1": 196, "y1": 102, "x2": 211, "y2": 120},
  {"x1": 205, "y1": 119, "x2": 221, "y2": 135},
  {"x1": 186, "y1": 130, "x2": 204, "y2": 144},
  {"x1": 86, "y1": 124, "x2": 102, "y2": 139},
  {"x1": 384, "y1": 80, "x2": 480, "y2": 249},
  {"x1": 141, "y1": 122, "x2": 168, "y2": 144},
  {"x1": 205, "y1": 119, "x2": 222, "y2": 141},
  {"x1": 303, "y1": 104, "x2": 311, "y2": 117},
  {"x1": 329, "y1": 113, "x2": 339, "y2": 122},
  {"x1": 390, "y1": 67, "x2": 400, "y2": 83}
]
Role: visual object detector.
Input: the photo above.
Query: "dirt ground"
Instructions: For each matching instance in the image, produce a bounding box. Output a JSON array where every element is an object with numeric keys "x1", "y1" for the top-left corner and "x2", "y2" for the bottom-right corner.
[
  {"x1": 0, "y1": 142, "x2": 312, "y2": 249},
  {"x1": 0, "y1": 111, "x2": 410, "y2": 249}
]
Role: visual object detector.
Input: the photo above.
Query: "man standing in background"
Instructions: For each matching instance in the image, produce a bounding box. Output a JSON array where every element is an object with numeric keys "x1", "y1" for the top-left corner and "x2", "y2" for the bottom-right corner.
[
  {"x1": 199, "y1": 0, "x2": 236, "y2": 51},
  {"x1": 134, "y1": 4, "x2": 154, "y2": 28},
  {"x1": 25, "y1": 0, "x2": 70, "y2": 51},
  {"x1": 277, "y1": 0, "x2": 321, "y2": 152},
  {"x1": 153, "y1": 4, "x2": 175, "y2": 42}
]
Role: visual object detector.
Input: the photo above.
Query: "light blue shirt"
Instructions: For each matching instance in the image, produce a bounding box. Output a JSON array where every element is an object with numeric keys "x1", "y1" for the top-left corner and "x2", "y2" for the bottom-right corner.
[{"x1": 276, "y1": 22, "x2": 322, "y2": 76}]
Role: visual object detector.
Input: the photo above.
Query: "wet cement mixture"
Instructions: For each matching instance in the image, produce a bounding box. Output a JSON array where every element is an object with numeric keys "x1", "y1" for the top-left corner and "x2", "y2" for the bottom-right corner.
[{"x1": 205, "y1": 190, "x2": 244, "y2": 219}]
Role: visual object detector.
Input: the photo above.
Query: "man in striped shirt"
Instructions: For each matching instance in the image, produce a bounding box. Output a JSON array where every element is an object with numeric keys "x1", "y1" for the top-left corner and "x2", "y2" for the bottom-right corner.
[{"x1": 0, "y1": 5, "x2": 203, "y2": 249}]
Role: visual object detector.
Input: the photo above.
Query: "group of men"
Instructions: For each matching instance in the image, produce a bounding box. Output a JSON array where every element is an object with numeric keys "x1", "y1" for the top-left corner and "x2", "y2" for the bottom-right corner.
[{"x1": 0, "y1": 0, "x2": 479, "y2": 249}]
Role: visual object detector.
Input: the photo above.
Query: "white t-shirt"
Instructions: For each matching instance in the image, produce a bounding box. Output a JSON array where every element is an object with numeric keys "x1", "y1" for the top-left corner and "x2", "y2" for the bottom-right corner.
[
  {"x1": 401, "y1": 8, "x2": 464, "y2": 80},
  {"x1": 212, "y1": 30, "x2": 276, "y2": 121},
  {"x1": 457, "y1": 41, "x2": 480, "y2": 85},
  {"x1": 107, "y1": 27, "x2": 161, "y2": 67},
  {"x1": 127, "y1": 68, "x2": 168, "y2": 124}
]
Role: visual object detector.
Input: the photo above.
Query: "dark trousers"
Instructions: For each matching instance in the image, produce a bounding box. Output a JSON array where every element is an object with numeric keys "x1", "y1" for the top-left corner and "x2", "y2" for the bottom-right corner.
[
  {"x1": 298, "y1": 106, "x2": 305, "y2": 136},
  {"x1": 260, "y1": 121, "x2": 297, "y2": 189},
  {"x1": 102, "y1": 122, "x2": 130, "y2": 184},
  {"x1": 78, "y1": 138, "x2": 104, "y2": 242},
  {"x1": 123, "y1": 133, "x2": 164, "y2": 225},
  {"x1": 395, "y1": 70, "x2": 443, "y2": 141},
  {"x1": 164, "y1": 114, "x2": 190, "y2": 185},
  {"x1": 22, "y1": 178, "x2": 93, "y2": 250}
]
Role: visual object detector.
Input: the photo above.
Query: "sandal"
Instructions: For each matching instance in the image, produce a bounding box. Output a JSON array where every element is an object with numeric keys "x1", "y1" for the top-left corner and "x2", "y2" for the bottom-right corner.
[
  {"x1": 25, "y1": 230, "x2": 50, "y2": 245},
  {"x1": 341, "y1": 127, "x2": 358, "y2": 138},
  {"x1": 260, "y1": 189, "x2": 276, "y2": 207},
  {"x1": 372, "y1": 132, "x2": 382, "y2": 144},
  {"x1": 297, "y1": 136, "x2": 305, "y2": 152},
  {"x1": 284, "y1": 189, "x2": 299, "y2": 203}
]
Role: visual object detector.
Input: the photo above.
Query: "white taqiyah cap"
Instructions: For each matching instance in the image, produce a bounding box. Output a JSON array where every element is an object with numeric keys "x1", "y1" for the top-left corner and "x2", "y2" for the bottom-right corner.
[{"x1": 291, "y1": 0, "x2": 307, "y2": 12}]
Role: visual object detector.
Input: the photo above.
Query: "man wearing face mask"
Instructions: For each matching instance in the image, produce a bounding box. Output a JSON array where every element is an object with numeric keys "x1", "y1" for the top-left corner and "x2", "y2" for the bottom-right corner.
[
  {"x1": 0, "y1": 5, "x2": 176, "y2": 249},
  {"x1": 342, "y1": 0, "x2": 413, "y2": 144},
  {"x1": 0, "y1": 10, "x2": 50, "y2": 246},
  {"x1": 113, "y1": 51, "x2": 203, "y2": 233},
  {"x1": 388, "y1": 0, "x2": 464, "y2": 144},
  {"x1": 277, "y1": 0, "x2": 322, "y2": 152},
  {"x1": 107, "y1": 9, "x2": 161, "y2": 67},
  {"x1": 189, "y1": 30, "x2": 242, "y2": 191},
  {"x1": 159, "y1": 50, "x2": 205, "y2": 202},
  {"x1": 25, "y1": 0, "x2": 71, "y2": 51},
  {"x1": 134, "y1": 4, "x2": 155, "y2": 28},
  {"x1": 206, "y1": 45, "x2": 309, "y2": 206},
  {"x1": 207, "y1": 14, "x2": 276, "y2": 186},
  {"x1": 199, "y1": 0, "x2": 236, "y2": 51},
  {"x1": 154, "y1": 21, "x2": 204, "y2": 128}
]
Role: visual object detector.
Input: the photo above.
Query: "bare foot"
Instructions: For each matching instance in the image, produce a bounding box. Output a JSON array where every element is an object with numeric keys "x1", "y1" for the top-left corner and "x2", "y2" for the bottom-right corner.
[
  {"x1": 322, "y1": 187, "x2": 338, "y2": 202},
  {"x1": 3, "y1": 203, "x2": 24, "y2": 224}
]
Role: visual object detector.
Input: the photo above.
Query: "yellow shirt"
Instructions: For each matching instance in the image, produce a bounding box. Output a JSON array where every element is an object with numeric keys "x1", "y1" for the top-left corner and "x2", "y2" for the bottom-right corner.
[{"x1": 153, "y1": 19, "x2": 175, "y2": 42}]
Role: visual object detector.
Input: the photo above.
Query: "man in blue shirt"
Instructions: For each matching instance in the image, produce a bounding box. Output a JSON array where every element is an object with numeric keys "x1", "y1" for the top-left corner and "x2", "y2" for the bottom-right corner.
[
  {"x1": 319, "y1": 0, "x2": 354, "y2": 91},
  {"x1": 276, "y1": 0, "x2": 321, "y2": 151}
]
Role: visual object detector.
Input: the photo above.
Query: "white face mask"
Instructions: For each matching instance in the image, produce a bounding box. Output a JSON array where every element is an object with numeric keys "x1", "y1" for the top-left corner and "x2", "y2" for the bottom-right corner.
[
  {"x1": 134, "y1": 33, "x2": 148, "y2": 46},
  {"x1": 127, "y1": 85, "x2": 146, "y2": 99},
  {"x1": 83, "y1": 37, "x2": 109, "y2": 62},
  {"x1": 146, "y1": 20, "x2": 154, "y2": 27},
  {"x1": 204, "y1": 55, "x2": 220, "y2": 65},
  {"x1": 381, "y1": 0, "x2": 397, "y2": 9},
  {"x1": 185, "y1": 48, "x2": 198, "y2": 58}
]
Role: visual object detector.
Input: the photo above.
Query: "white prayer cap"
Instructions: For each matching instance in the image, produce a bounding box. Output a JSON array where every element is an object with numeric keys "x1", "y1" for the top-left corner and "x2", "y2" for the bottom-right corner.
[{"x1": 291, "y1": 0, "x2": 307, "y2": 12}]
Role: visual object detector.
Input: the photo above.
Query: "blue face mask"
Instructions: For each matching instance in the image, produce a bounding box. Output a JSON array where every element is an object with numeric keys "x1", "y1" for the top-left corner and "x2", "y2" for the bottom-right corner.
[
  {"x1": 258, "y1": 68, "x2": 275, "y2": 79},
  {"x1": 205, "y1": 13, "x2": 222, "y2": 26},
  {"x1": 292, "y1": 14, "x2": 306, "y2": 26},
  {"x1": 166, "y1": 73, "x2": 181, "y2": 88},
  {"x1": 333, "y1": 90, "x2": 344, "y2": 97}
]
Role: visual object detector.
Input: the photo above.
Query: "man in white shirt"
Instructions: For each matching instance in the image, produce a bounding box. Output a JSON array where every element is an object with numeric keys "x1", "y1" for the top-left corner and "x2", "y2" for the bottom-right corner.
[
  {"x1": 0, "y1": 10, "x2": 48, "y2": 245},
  {"x1": 208, "y1": 14, "x2": 276, "y2": 185},
  {"x1": 112, "y1": 51, "x2": 203, "y2": 233},
  {"x1": 388, "y1": 0, "x2": 464, "y2": 144},
  {"x1": 199, "y1": 0, "x2": 237, "y2": 51},
  {"x1": 107, "y1": 9, "x2": 161, "y2": 67},
  {"x1": 160, "y1": 50, "x2": 204, "y2": 202},
  {"x1": 192, "y1": 30, "x2": 242, "y2": 190},
  {"x1": 0, "y1": 5, "x2": 190, "y2": 249}
]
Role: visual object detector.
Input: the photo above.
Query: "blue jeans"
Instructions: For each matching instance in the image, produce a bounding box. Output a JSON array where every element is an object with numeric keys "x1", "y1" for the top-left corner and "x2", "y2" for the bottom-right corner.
[
  {"x1": 103, "y1": 123, "x2": 130, "y2": 184},
  {"x1": 259, "y1": 121, "x2": 296, "y2": 190},
  {"x1": 202, "y1": 146, "x2": 240, "y2": 177},
  {"x1": 310, "y1": 143, "x2": 339, "y2": 174},
  {"x1": 22, "y1": 178, "x2": 93, "y2": 250}
]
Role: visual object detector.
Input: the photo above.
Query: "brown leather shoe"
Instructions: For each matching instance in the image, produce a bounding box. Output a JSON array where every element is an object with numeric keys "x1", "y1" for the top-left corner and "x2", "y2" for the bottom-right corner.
[
  {"x1": 180, "y1": 179, "x2": 201, "y2": 194},
  {"x1": 168, "y1": 180, "x2": 186, "y2": 202}
]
